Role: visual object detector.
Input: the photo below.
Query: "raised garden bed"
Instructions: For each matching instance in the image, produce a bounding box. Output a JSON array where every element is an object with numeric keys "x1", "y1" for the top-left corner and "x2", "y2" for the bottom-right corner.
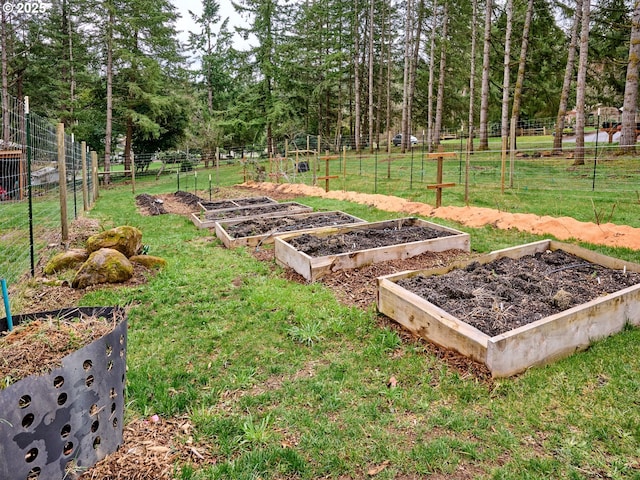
[
  {"x1": 197, "y1": 196, "x2": 276, "y2": 212},
  {"x1": 377, "y1": 240, "x2": 640, "y2": 377},
  {"x1": 215, "y1": 211, "x2": 367, "y2": 248},
  {"x1": 191, "y1": 202, "x2": 313, "y2": 229},
  {"x1": 274, "y1": 217, "x2": 470, "y2": 282},
  {"x1": 0, "y1": 307, "x2": 127, "y2": 479}
]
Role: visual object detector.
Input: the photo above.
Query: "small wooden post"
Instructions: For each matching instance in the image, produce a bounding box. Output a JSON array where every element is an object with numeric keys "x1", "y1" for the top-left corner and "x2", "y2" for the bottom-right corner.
[
  {"x1": 81, "y1": 141, "x2": 88, "y2": 211},
  {"x1": 426, "y1": 150, "x2": 457, "y2": 208},
  {"x1": 317, "y1": 154, "x2": 339, "y2": 192},
  {"x1": 342, "y1": 146, "x2": 347, "y2": 191},
  {"x1": 91, "y1": 150, "x2": 98, "y2": 203},
  {"x1": 215, "y1": 147, "x2": 220, "y2": 187},
  {"x1": 57, "y1": 123, "x2": 68, "y2": 242}
]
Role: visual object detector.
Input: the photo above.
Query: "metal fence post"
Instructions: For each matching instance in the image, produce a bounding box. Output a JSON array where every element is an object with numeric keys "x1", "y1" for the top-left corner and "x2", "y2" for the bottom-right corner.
[
  {"x1": 57, "y1": 123, "x2": 68, "y2": 243},
  {"x1": 25, "y1": 97, "x2": 34, "y2": 276},
  {"x1": 81, "y1": 141, "x2": 88, "y2": 211},
  {"x1": 71, "y1": 134, "x2": 77, "y2": 219},
  {"x1": 91, "y1": 150, "x2": 98, "y2": 203}
]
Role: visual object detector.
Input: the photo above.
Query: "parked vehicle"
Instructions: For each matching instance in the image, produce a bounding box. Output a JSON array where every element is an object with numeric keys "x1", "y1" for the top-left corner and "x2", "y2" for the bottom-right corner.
[{"x1": 393, "y1": 134, "x2": 418, "y2": 146}]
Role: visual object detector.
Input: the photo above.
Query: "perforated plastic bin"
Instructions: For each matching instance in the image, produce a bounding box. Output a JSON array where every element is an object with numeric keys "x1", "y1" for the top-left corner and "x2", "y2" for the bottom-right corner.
[{"x1": 0, "y1": 307, "x2": 127, "y2": 480}]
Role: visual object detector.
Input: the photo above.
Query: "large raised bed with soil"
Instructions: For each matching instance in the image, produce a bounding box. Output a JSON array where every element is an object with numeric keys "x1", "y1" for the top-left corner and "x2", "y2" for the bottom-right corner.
[
  {"x1": 0, "y1": 306, "x2": 127, "y2": 479},
  {"x1": 274, "y1": 217, "x2": 470, "y2": 282},
  {"x1": 215, "y1": 211, "x2": 367, "y2": 248},
  {"x1": 377, "y1": 240, "x2": 640, "y2": 377},
  {"x1": 191, "y1": 202, "x2": 313, "y2": 229},
  {"x1": 197, "y1": 195, "x2": 276, "y2": 212}
]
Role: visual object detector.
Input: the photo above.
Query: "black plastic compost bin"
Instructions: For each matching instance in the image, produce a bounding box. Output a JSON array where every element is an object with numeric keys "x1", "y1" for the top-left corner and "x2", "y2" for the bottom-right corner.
[{"x1": 0, "y1": 307, "x2": 127, "y2": 480}]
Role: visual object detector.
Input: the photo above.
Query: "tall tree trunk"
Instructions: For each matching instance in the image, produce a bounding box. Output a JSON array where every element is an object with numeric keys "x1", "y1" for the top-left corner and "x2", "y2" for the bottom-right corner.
[
  {"x1": 104, "y1": 3, "x2": 114, "y2": 184},
  {"x1": 354, "y1": 0, "x2": 361, "y2": 152},
  {"x1": 553, "y1": 0, "x2": 582, "y2": 153},
  {"x1": 466, "y1": 0, "x2": 478, "y2": 203},
  {"x1": 574, "y1": 0, "x2": 590, "y2": 166},
  {"x1": 478, "y1": 0, "x2": 492, "y2": 151},
  {"x1": 509, "y1": 0, "x2": 534, "y2": 186},
  {"x1": 620, "y1": 1, "x2": 640, "y2": 152},
  {"x1": 375, "y1": 6, "x2": 387, "y2": 151},
  {"x1": 407, "y1": 0, "x2": 425, "y2": 148},
  {"x1": 385, "y1": 14, "x2": 392, "y2": 154},
  {"x1": 68, "y1": 2, "x2": 75, "y2": 126},
  {"x1": 207, "y1": 30, "x2": 213, "y2": 115},
  {"x1": 368, "y1": 0, "x2": 375, "y2": 153},
  {"x1": 500, "y1": 0, "x2": 513, "y2": 190},
  {"x1": 426, "y1": 0, "x2": 438, "y2": 152},
  {"x1": 433, "y1": 3, "x2": 449, "y2": 147},
  {"x1": 400, "y1": 0, "x2": 414, "y2": 152}
]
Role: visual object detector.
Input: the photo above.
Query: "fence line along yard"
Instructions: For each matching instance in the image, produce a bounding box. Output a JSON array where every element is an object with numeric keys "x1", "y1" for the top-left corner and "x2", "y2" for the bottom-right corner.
[
  {"x1": 3, "y1": 94, "x2": 640, "y2": 309},
  {"x1": 1, "y1": 94, "x2": 98, "y2": 295}
]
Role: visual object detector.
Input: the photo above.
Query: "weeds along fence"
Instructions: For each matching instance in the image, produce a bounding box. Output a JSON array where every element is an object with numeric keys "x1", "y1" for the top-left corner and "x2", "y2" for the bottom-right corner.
[{"x1": 1, "y1": 94, "x2": 97, "y2": 291}]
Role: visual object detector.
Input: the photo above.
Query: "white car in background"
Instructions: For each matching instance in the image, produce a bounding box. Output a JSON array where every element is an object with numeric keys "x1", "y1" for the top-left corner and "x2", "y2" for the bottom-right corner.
[{"x1": 392, "y1": 134, "x2": 418, "y2": 146}]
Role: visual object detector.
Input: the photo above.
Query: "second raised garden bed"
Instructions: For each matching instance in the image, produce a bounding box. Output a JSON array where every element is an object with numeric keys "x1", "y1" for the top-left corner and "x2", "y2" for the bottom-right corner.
[
  {"x1": 377, "y1": 240, "x2": 640, "y2": 377},
  {"x1": 274, "y1": 217, "x2": 470, "y2": 282},
  {"x1": 197, "y1": 195, "x2": 276, "y2": 212},
  {"x1": 191, "y1": 201, "x2": 313, "y2": 229},
  {"x1": 215, "y1": 211, "x2": 367, "y2": 248}
]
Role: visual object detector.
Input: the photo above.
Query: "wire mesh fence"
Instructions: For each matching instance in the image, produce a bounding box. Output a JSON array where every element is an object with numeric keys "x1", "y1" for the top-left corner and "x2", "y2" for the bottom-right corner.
[
  {"x1": 235, "y1": 137, "x2": 639, "y2": 228},
  {"x1": 1, "y1": 94, "x2": 95, "y2": 295}
]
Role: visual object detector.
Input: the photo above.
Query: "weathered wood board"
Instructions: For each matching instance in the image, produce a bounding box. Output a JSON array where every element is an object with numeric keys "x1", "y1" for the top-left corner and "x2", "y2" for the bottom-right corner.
[
  {"x1": 274, "y1": 217, "x2": 470, "y2": 282},
  {"x1": 377, "y1": 240, "x2": 640, "y2": 378},
  {"x1": 215, "y1": 211, "x2": 367, "y2": 249},
  {"x1": 191, "y1": 202, "x2": 313, "y2": 229},
  {"x1": 197, "y1": 196, "x2": 277, "y2": 212}
]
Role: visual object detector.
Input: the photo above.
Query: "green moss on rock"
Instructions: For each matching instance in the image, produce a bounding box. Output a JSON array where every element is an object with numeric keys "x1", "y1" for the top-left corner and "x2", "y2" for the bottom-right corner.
[{"x1": 86, "y1": 226, "x2": 143, "y2": 258}]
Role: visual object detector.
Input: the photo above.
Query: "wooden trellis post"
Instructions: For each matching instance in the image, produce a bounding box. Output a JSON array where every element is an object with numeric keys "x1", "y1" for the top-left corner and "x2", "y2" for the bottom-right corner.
[
  {"x1": 426, "y1": 150, "x2": 456, "y2": 208},
  {"x1": 317, "y1": 153, "x2": 339, "y2": 192}
]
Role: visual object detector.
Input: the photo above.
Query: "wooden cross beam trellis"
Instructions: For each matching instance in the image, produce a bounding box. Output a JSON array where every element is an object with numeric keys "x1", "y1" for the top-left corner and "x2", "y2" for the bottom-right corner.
[
  {"x1": 317, "y1": 155, "x2": 339, "y2": 192},
  {"x1": 426, "y1": 151, "x2": 456, "y2": 208}
]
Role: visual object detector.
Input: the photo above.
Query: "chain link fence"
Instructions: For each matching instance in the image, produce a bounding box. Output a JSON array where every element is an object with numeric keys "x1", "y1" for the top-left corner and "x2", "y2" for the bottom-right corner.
[{"x1": 1, "y1": 94, "x2": 96, "y2": 294}]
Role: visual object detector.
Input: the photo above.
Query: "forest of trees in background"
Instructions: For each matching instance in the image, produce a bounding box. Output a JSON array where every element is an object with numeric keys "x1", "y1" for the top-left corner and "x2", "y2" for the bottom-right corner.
[{"x1": 2, "y1": 0, "x2": 640, "y2": 172}]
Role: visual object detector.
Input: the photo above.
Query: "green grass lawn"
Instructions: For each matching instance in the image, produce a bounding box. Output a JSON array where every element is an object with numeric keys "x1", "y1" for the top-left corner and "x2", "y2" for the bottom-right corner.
[{"x1": 67, "y1": 170, "x2": 640, "y2": 479}]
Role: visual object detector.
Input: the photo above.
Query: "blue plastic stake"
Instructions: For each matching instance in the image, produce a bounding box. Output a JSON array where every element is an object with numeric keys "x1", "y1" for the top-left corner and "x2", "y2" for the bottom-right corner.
[{"x1": 1, "y1": 278, "x2": 13, "y2": 331}]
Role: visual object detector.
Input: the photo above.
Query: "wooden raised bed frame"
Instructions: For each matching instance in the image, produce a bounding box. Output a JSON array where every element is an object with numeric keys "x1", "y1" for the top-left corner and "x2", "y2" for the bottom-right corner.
[
  {"x1": 197, "y1": 196, "x2": 276, "y2": 212},
  {"x1": 215, "y1": 211, "x2": 367, "y2": 249},
  {"x1": 377, "y1": 240, "x2": 640, "y2": 378},
  {"x1": 274, "y1": 217, "x2": 470, "y2": 282},
  {"x1": 191, "y1": 202, "x2": 313, "y2": 229}
]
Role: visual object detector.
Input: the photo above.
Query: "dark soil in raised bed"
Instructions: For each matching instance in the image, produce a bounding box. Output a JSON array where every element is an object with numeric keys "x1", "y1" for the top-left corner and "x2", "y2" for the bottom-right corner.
[
  {"x1": 200, "y1": 196, "x2": 275, "y2": 211},
  {"x1": 224, "y1": 212, "x2": 362, "y2": 238},
  {"x1": 203, "y1": 202, "x2": 308, "y2": 221},
  {"x1": 286, "y1": 224, "x2": 454, "y2": 257},
  {"x1": 396, "y1": 249, "x2": 640, "y2": 337},
  {"x1": 199, "y1": 199, "x2": 238, "y2": 210}
]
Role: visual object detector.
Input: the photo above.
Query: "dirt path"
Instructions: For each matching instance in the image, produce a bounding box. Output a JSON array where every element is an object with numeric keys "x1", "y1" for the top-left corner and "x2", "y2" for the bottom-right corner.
[{"x1": 240, "y1": 182, "x2": 640, "y2": 251}]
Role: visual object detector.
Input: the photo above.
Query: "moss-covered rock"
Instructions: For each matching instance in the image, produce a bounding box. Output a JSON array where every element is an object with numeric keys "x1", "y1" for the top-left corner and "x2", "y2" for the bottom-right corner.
[
  {"x1": 86, "y1": 226, "x2": 143, "y2": 258},
  {"x1": 129, "y1": 255, "x2": 167, "y2": 270},
  {"x1": 43, "y1": 248, "x2": 89, "y2": 275},
  {"x1": 72, "y1": 248, "x2": 134, "y2": 289}
]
